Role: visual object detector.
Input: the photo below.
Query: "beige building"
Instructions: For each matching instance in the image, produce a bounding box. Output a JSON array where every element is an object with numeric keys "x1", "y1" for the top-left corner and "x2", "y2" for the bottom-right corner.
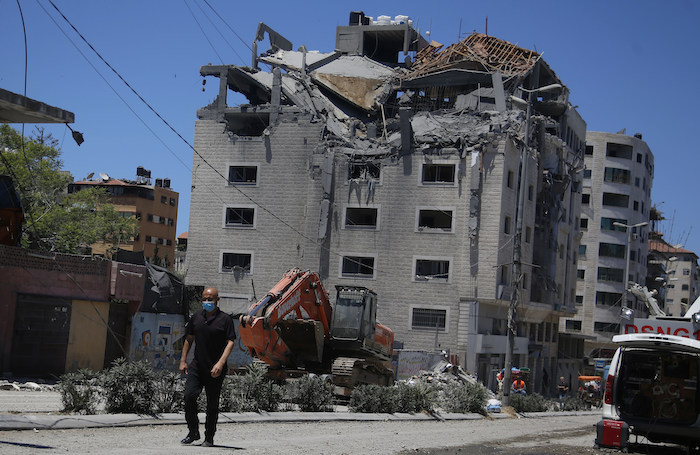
[
  {"x1": 564, "y1": 131, "x2": 654, "y2": 359},
  {"x1": 185, "y1": 14, "x2": 584, "y2": 393},
  {"x1": 68, "y1": 170, "x2": 178, "y2": 267},
  {"x1": 649, "y1": 239, "x2": 700, "y2": 316}
]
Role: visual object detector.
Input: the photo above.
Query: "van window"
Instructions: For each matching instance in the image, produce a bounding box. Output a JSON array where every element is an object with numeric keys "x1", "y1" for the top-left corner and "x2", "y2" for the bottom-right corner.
[{"x1": 617, "y1": 349, "x2": 698, "y2": 424}]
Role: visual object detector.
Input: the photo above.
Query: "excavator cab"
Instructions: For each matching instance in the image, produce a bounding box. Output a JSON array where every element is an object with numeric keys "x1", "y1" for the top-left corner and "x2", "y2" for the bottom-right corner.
[{"x1": 331, "y1": 286, "x2": 376, "y2": 343}]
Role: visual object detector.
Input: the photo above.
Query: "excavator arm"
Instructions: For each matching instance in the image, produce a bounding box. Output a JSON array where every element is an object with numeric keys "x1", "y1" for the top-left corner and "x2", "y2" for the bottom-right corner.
[{"x1": 238, "y1": 268, "x2": 332, "y2": 368}]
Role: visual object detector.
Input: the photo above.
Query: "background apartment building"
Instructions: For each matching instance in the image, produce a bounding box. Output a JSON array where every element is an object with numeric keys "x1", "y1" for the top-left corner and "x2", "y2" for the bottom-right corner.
[
  {"x1": 564, "y1": 131, "x2": 654, "y2": 358},
  {"x1": 69, "y1": 168, "x2": 178, "y2": 266},
  {"x1": 648, "y1": 238, "x2": 700, "y2": 316},
  {"x1": 185, "y1": 13, "x2": 584, "y2": 393}
]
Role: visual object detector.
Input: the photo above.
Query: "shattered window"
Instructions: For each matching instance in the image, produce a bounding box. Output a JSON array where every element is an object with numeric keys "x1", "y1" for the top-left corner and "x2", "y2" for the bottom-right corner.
[
  {"x1": 341, "y1": 256, "x2": 375, "y2": 278},
  {"x1": 345, "y1": 207, "x2": 378, "y2": 229},
  {"x1": 594, "y1": 322, "x2": 620, "y2": 334},
  {"x1": 602, "y1": 192, "x2": 629, "y2": 208},
  {"x1": 422, "y1": 163, "x2": 455, "y2": 184},
  {"x1": 411, "y1": 308, "x2": 446, "y2": 331},
  {"x1": 228, "y1": 165, "x2": 258, "y2": 185},
  {"x1": 606, "y1": 142, "x2": 633, "y2": 159},
  {"x1": 225, "y1": 207, "x2": 255, "y2": 227},
  {"x1": 414, "y1": 259, "x2": 450, "y2": 282},
  {"x1": 221, "y1": 252, "x2": 252, "y2": 274},
  {"x1": 504, "y1": 216, "x2": 512, "y2": 234},
  {"x1": 597, "y1": 267, "x2": 624, "y2": 283},
  {"x1": 417, "y1": 209, "x2": 453, "y2": 232},
  {"x1": 599, "y1": 242, "x2": 626, "y2": 259},
  {"x1": 348, "y1": 162, "x2": 380, "y2": 181},
  {"x1": 566, "y1": 320, "x2": 582, "y2": 331},
  {"x1": 601, "y1": 217, "x2": 627, "y2": 231},
  {"x1": 604, "y1": 167, "x2": 631, "y2": 185}
]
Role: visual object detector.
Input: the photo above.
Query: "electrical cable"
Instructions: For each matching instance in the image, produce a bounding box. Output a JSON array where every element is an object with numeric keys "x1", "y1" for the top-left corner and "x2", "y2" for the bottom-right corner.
[
  {"x1": 183, "y1": 0, "x2": 223, "y2": 65},
  {"x1": 191, "y1": 0, "x2": 246, "y2": 66}
]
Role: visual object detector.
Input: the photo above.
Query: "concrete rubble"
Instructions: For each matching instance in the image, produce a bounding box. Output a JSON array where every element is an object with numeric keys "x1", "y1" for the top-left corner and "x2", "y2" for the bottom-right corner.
[{"x1": 0, "y1": 379, "x2": 54, "y2": 392}]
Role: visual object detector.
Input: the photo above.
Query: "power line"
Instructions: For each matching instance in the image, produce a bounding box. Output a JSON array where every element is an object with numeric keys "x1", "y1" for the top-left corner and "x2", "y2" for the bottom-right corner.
[
  {"x1": 183, "y1": 0, "x2": 223, "y2": 65},
  {"x1": 191, "y1": 0, "x2": 246, "y2": 66}
]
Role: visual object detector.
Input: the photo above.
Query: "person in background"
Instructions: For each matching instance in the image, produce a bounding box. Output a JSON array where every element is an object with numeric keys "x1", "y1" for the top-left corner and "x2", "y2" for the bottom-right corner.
[
  {"x1": 179, "y1": 287, "x2": 235, "y2": 447},
  {"x1": 557, "y1": 376, "x2": 569, "y2": 400},
  {"x1": 512, "y1": 378, "x2": 527, "y2": 395}
]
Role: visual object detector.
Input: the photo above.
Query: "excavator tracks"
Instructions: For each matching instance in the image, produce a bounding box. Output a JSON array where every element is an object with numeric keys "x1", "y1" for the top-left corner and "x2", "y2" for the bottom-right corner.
[{"x1": 331, "y1": 356, "x2": 394, "y2": 395}]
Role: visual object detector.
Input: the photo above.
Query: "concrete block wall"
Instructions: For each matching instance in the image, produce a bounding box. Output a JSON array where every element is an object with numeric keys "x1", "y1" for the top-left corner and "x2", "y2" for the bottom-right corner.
[{"x1": 186, "y1": 112, "x2": 325, "y2": 295}]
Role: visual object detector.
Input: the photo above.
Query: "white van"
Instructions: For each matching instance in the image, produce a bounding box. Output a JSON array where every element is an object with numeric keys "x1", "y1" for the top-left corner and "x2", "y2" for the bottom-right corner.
[{"x1": 602, "y1": 333, "x2": 700, "y2": 447}]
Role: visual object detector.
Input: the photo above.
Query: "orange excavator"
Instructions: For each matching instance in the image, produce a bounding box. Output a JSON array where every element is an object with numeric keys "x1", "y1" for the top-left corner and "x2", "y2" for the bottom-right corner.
[{"x1": 238, "y1": 268, "x2": 394, "y2": 394}]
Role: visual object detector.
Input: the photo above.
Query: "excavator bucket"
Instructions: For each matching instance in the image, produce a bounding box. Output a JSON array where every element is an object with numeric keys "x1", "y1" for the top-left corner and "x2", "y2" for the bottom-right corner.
[{"x1": 277, "y1": 319, "x2": 325, "y2": 363}]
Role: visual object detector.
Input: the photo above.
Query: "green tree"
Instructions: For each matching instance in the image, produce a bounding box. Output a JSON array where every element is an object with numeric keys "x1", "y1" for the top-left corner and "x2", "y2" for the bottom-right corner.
[{"x1": 0, "y1": 124, "x2": 138, "y2": 254}]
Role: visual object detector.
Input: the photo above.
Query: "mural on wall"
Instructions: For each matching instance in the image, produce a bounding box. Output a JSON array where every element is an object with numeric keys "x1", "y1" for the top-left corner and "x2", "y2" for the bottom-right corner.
[
  {"x1": 129, "y1": 311, "x2": 254, "y2": 372},
  {"x1": 130, "y1": 312, "x2": 186, "y2": 371}
]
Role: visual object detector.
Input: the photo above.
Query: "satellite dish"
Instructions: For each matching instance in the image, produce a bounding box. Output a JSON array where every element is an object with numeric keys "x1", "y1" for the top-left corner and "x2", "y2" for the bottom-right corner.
[
  {"x1": 86, "y1": 172, "x2": 94, "y2": 180},
  {"x1": 99, "y1": 172, "x2": 110, "y2": 181}
]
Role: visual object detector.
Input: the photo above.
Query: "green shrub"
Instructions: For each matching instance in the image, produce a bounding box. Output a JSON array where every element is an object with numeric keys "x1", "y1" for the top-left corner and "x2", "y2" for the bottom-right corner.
[
  {"x1": 560, "y1": 396, "x2": 587, "y2": 411},
  {"x1": 101, "y1": 358, "x2": 156, "y2": 414},
  {"x1": 220, "y1": 363, "x2": 284, "y2": 412},
  {"x1": 349, "y1": 384, "x2": 398, "y2": 413},
  {"x1": 286, "y1": 374, "x2": 334, "y2": 412},
  {"x1": 57, "y1": 368, "x2": 101, "y2": 414},
  {"x1": 395, "y1": 381, "x2": 437, "y2": 413},
  {"x1": 152, "y1": 370, "x2": 184, "y2": 413},
  {"x1": 510, "y1": 392, "x2": 548, "y2": 413},
  {"x1": 441, "y1": 381, "x2": 488, "y2": 414}
]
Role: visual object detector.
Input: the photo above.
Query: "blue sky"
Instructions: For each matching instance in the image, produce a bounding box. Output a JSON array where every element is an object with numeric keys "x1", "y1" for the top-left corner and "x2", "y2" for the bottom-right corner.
[{"x1": 2, "y1": 1, "x2": 699, "y2": 254}]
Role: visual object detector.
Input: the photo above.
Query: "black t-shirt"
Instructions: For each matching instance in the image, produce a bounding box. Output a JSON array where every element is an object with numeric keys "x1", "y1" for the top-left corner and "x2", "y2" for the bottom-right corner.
[{"x1": 185, "y1": 309, "x2": 236, "y2": 374}]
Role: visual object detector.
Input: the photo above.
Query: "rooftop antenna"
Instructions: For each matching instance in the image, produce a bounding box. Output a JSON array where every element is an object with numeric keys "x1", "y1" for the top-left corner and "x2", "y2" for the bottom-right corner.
[
  {"x1": 99, "y1": 172, "x2": 110, "y2": 182},
  {"x1": 86, "y1": 172, "x2": 94, "y2": 181},
  {"x1": 458, "y1": 18, "x2": 462, "y2": 41},
  {"x1": 485, "y1": 16, "x2": 488, "y2": 36}
]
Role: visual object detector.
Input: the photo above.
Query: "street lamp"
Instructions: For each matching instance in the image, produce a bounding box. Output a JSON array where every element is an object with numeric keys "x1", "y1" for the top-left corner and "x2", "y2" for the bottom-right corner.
[
  {"x1": 502, "y1": 83, "x2": 563, "y2": 406},
  {"x1": 613, "y1": 221, "x2": 648, "y2": 314}
]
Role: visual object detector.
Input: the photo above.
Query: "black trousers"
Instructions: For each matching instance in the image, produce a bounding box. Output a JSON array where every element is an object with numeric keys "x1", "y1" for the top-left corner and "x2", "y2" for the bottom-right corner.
[{"x1": 183, "y1": 367, "x2": 225, "y2": 441}]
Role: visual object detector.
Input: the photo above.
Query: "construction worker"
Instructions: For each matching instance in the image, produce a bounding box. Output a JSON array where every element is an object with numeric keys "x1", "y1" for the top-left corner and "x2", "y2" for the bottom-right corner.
[{"x1": 512, "y1": 378, "x2": 527, "y2": 395}]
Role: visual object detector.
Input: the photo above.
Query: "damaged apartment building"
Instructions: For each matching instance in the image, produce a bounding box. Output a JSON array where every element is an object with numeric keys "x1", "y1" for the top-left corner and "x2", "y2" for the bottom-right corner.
[{"x1": 186, "y1": 12, "x2": 586, "y2": 393}]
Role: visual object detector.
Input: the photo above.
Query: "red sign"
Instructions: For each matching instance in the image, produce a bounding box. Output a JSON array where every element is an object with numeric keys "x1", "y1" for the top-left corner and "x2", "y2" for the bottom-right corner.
[{"x1": 623, "y1": 319, "x2": 700, "y2": 340}]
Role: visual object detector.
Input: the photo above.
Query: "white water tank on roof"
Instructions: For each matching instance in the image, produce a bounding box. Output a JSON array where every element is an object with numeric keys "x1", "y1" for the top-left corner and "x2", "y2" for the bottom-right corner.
[{"x1": 377, "y1": 15, "x2": 391, "y2": 25}]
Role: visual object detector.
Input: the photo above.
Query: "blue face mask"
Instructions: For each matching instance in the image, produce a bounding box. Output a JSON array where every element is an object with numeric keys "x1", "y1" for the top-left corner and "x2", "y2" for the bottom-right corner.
[{"x1": 202, "y1": 301, "x2": 216, "y2": 312}]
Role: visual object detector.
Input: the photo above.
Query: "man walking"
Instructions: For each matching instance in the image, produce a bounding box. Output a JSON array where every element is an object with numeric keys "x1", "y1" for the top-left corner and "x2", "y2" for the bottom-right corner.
[{"x1": 179, "y1": 287, "x2": 236, "y2": 447}]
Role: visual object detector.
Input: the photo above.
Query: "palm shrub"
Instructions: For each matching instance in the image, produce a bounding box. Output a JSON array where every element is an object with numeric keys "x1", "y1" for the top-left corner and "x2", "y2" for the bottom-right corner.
[
  {"x1": 510, "y1": 392, "x2": 548, "y2": 413},
  {"x1": 349, "y1": 384, "x2": 399, "y2": 413},
  {"x1": 395, "y1": 381, "x2": 438, "y2": 413},
  {"x1": 101, "y1": 358, "x2": 156, "y2": 414},
  {"x1": 152, "y1": 370, "x2": 185, "y2": 413},
  {"x1": 286, "y1": 374, "x2": 334, "y2": 412},
  {"x1": 440, "y1": 381, "x2": 488, "y2": 414},
  {"x1": 221, "y1": 363, "x2": 284, "y2": 412},
  {"x1": 57, "y1": 368, "x2": 101, "y2": 414}
]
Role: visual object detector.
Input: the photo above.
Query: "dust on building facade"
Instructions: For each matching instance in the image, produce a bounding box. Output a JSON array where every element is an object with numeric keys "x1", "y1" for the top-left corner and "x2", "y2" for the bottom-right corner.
[{"x1": 186, "y1": 13, "x2": 585, "y2": 393}]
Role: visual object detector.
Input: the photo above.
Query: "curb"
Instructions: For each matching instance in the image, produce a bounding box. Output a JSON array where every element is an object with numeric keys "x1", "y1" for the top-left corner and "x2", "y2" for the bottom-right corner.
[{"x1": 0, "y1": 410, "x2": 599, "y2": 431}]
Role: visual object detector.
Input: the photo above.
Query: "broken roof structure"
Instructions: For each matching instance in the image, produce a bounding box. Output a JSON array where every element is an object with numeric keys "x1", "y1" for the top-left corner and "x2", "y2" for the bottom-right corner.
[{"x1": 199, "y1": 16, "x2": 571, "y2": 154}]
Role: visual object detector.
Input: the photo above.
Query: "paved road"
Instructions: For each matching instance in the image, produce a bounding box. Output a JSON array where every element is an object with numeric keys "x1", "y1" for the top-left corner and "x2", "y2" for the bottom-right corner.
[
  {"x1": 0, "y1": 390, "x2": 691, "y2": 454},
  {"x1": 0, "y1": 413, "x2": 601, "y2": 455}
]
